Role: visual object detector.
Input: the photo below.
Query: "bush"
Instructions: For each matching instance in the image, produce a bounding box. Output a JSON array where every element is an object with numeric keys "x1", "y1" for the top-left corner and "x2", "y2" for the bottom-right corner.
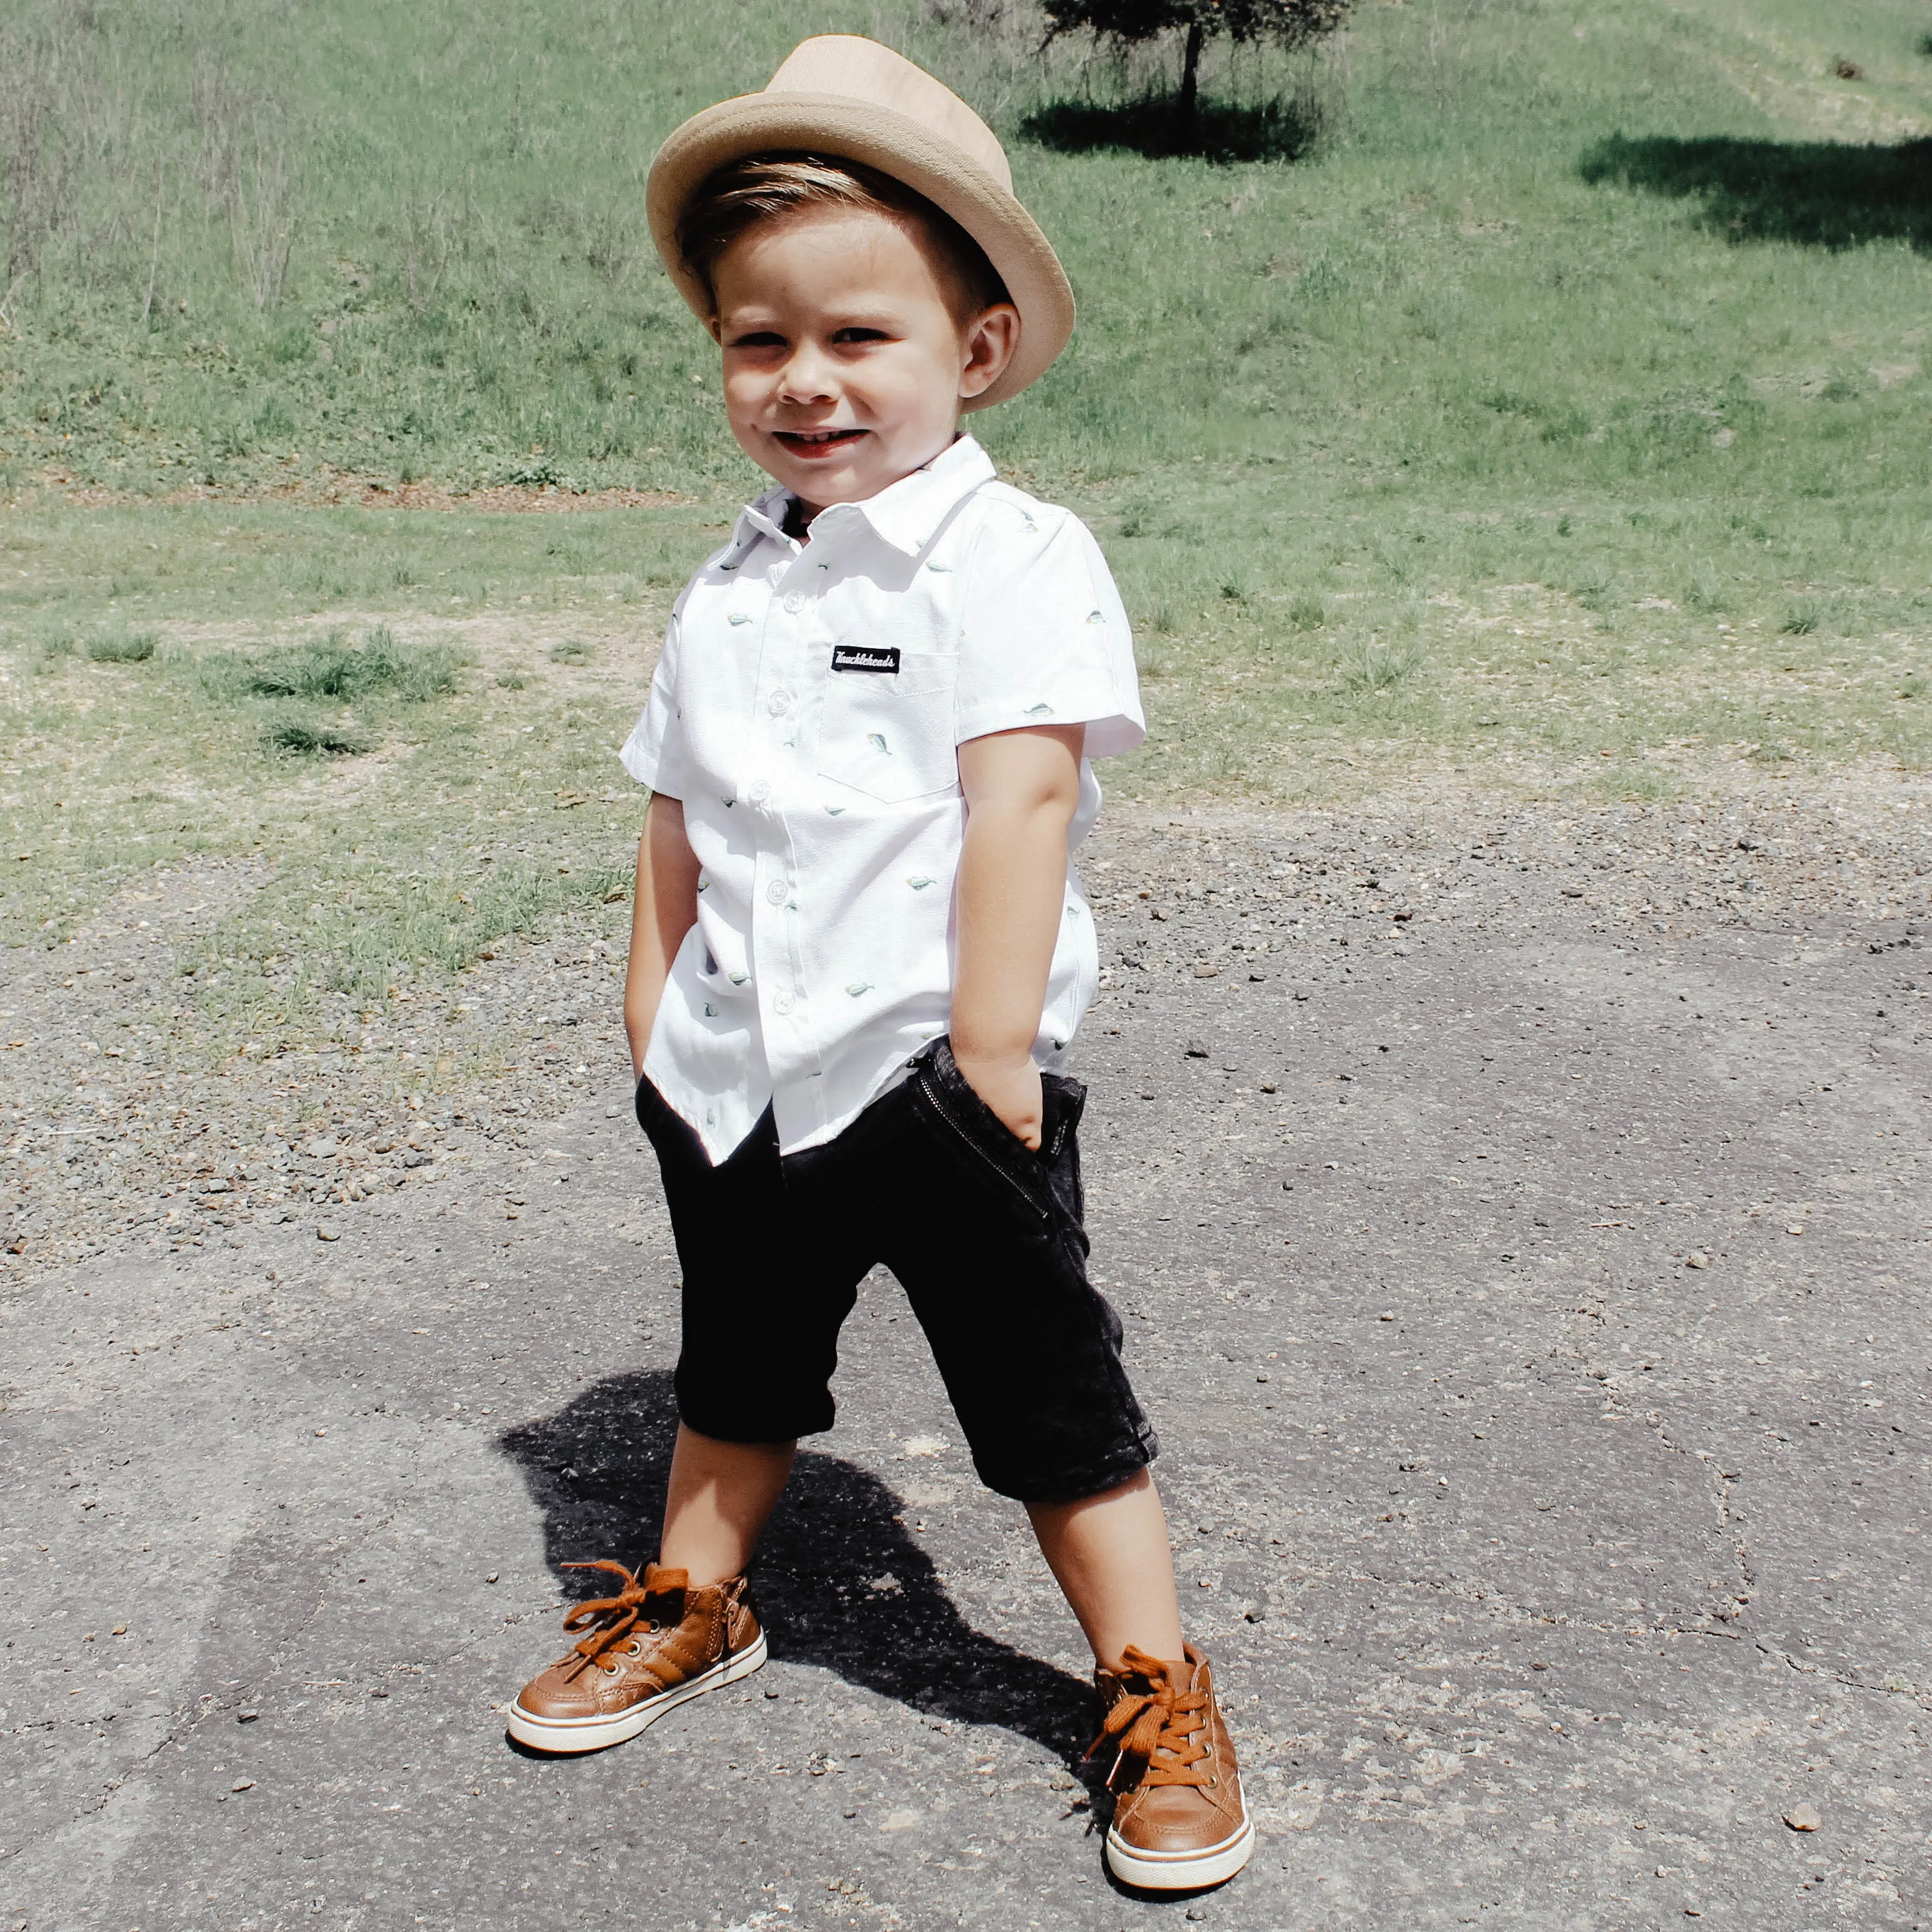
[
  {"x1": 266, "y1": 718, "x2": 373, "y2": 756},
  {"x1": 85, "y1": 631, "x2": 159, "y2": 663},
  {"x1": 1339, "y1": 640, "x2": 1425, "y2": 692},
  {"x1": 238, "y1": 627, "x2": 457, "y2": 702}
]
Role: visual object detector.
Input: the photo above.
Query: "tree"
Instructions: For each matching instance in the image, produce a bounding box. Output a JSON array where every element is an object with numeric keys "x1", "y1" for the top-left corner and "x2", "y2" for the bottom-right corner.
[{"x1": 1043, "y1": 0, "x2": 1352, "y2": 124}]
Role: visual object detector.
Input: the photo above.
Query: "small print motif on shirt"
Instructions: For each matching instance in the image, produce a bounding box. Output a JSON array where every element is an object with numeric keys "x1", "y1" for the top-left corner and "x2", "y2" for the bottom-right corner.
[{"x1": 831, "y1": 645, "x2": 902, "y2": 675}]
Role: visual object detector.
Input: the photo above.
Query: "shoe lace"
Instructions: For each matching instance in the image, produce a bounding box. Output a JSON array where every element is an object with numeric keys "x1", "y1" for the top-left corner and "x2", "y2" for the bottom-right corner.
[
  {"x1": 1086, "y1": 1645, "x2": 1211, "y2": 1792},
  {"x1": 558, "y1": 1560, "x2": 682, "y2": 1668}
]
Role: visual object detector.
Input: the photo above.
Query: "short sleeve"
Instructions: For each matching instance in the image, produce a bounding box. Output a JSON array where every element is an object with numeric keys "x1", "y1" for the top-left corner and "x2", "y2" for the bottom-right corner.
[
  {"x1": 617, "y1": 610, "x2": 691, "y2": 797},
  {"x1": 952, "y1": 505, "x2": 1146, "y2": 759}
]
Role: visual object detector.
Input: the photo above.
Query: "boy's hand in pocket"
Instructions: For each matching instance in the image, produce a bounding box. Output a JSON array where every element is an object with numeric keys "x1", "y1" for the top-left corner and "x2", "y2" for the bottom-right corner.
[{"x1": 954, "y1": 1050, "x2": 1043, "y2": 1151}]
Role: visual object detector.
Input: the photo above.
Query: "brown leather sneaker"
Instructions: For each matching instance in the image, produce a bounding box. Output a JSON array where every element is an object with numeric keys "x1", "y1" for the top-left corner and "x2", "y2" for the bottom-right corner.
[
  {"x1": 1090, "y1": 1644, "x2": 1254, "y2": 1890},
  {"x1": 506, "y1": 1560, "x2": 765, "y2": 1754}
]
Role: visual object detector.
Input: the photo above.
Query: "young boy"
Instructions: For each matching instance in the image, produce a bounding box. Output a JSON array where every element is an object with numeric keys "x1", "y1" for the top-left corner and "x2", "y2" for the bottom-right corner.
[{"x1": 505, "y1": 37, "x2": 1253, "y2": 1893}]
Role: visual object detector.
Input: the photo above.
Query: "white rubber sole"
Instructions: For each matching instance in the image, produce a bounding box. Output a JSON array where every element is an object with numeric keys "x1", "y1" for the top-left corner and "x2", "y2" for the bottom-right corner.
[
  {"x1": 1104, "y1": 1808, "x2": 1256, "y2": 1892},
  {"x1": 505, "y1": 1630, "x2": 768, "y2": 1755}
]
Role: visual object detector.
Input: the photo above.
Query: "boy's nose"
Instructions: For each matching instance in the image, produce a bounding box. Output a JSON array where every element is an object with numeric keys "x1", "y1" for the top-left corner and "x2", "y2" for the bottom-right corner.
[{"x1": 777, "y1": 345, "x2": 838, "y2": 405}]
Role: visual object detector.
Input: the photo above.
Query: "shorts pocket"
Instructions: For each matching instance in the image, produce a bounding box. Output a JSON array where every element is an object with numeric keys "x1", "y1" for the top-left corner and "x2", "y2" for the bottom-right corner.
[
  {"x1": 908, "y1": 1038, "x2": 1056, "y2": 1226},
  {"x1": 635, "y1": 1073, "x2": 670, "y2": 1138},
  {"x1": 816, "y1": 650, "x2": 959, "y2": 803}
]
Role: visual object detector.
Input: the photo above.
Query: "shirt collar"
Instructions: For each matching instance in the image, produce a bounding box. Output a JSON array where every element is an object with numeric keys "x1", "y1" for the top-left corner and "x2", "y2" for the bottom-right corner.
[
  {"x1": 728, "y1": 486, "x2": 795, "y2": 562},
  {"x1": 841, "y1": 435, "x2": 996, "y2": 557},
  {"x1": 727, "y1": 435, "x2": 996, "y2": 566}
]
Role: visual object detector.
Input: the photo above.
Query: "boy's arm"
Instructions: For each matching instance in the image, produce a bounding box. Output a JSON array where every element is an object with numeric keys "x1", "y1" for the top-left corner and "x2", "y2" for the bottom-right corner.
[
  {"x1": 624, "y1": 793, "x2": 702, "y2": 1078},
  {"x1": 952, "y1": 724, "x2": 1085, "y2": 1150}
]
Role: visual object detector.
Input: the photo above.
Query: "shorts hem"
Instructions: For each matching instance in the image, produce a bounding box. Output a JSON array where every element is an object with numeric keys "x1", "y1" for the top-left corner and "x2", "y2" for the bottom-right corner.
[
  {"x1": 675, "y1": 1385, "x2": 835, "y2": 1447},
  {"x1": 972, "y1": 1432, "x2": 1157, "y2": 1506}
]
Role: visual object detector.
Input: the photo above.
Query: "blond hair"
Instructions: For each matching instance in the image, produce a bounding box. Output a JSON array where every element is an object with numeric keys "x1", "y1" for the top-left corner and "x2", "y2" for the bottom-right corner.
[{"x1": 676, "y1": 152, "x2": 1010, "y2": 324}]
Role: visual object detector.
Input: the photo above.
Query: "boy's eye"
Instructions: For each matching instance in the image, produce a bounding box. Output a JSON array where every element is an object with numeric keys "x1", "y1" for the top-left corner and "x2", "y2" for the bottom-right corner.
[
  {"x1": 831, "y1": 327, "x2": 890, "y2": 345},
  {"x1": 729, "y1": 330, "x2": 786, "y2": 349}
]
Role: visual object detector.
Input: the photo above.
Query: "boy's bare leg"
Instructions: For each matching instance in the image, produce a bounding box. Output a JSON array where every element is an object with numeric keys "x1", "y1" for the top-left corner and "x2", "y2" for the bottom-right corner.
[
  {"x1": 658, "y1": 1423, "x2": 796, "y2": 1584},
  {"x1": 1025, "y1": 1467, "x2": 1187, "y2": 1666}
]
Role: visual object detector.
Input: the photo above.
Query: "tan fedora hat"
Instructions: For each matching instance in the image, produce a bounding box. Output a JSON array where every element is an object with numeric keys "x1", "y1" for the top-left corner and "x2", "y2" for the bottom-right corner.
[{"x1": 646, "y1": 35, "x2": 1074, "y2": 411}]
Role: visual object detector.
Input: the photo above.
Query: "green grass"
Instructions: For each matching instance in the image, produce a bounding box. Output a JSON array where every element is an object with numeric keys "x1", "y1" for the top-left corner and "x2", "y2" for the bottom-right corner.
[{"x1": 2, "y1": 0, "x2": 1929, "y2": 1060}]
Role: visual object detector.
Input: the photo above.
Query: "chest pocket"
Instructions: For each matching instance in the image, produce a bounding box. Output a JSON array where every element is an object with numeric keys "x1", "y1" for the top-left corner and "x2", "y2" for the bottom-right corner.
[{"x1": 816, "y1": 650, "x2": 960, "y2": 803}]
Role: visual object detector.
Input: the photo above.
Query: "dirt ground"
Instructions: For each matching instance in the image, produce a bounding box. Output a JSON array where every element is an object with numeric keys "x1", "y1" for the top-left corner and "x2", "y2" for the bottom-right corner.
[{"x1": 2, "y1": 783, "x2": 1929, "y2": 1931}]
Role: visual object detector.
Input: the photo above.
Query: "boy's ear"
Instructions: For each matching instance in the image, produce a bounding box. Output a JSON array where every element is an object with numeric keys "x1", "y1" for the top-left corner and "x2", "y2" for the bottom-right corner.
[{"x1": 958, "y1": 302, "x2": 1021, "y2": 403}]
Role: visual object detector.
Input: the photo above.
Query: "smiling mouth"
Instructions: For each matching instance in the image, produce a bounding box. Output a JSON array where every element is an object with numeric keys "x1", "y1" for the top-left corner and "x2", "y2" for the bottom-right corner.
[{"x1": 774, "y1": 427, "x2": 867, "y2": 457}]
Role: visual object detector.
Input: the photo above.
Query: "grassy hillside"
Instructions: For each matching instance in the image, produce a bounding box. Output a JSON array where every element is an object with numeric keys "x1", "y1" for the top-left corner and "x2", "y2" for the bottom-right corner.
[
  {"x1": 1, "y1": 0, "x2": 1929, "y2": 1024},
  {"x1": 4, "y1": 0, "x2": 1928, "y2": 502}
]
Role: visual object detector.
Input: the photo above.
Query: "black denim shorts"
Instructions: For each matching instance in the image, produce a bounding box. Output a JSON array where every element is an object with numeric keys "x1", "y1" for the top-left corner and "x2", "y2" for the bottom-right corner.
[{"x1": 633, "y1": 1037, "x2": 1158, "y2": 1505}]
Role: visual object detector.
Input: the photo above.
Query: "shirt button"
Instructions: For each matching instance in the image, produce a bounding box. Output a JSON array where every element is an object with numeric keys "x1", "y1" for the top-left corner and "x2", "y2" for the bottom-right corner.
[
  {"x1": 783, "y1": 592, "x2": 805, "y2": 615},
  {"x1": 765, "y1": 878, "x2": 789, "y2": 906},
  {"x1": 748, "y1": 778, "x2": 771, "y2": 805},
  {"x1": 767, "y1": 688, "x2": 793, "y2": 717},
  {"x1": 773, "y1": 991, "x2": 796, "y2": 1015}
]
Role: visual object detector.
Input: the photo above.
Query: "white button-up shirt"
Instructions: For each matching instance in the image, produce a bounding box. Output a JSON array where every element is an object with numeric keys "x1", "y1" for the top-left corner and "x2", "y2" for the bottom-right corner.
[{"x1": 620, "y1": 435, "x2": 1143, "y2": 1162}]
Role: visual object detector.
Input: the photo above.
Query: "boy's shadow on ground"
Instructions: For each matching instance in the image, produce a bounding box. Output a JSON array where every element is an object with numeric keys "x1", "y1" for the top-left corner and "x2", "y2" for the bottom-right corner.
[{"x1": 497, "y1": 1369, "x2": 1096, "y2": 1764}]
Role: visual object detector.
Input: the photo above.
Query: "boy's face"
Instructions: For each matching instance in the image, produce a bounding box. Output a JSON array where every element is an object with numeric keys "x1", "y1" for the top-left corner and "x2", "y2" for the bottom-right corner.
[{"x1": 711, "y1": 205, "x2": 1019, "y2": 515}]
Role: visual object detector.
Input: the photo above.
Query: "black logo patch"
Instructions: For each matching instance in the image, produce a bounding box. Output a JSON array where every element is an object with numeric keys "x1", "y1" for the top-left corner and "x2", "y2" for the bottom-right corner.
[{"x1": 831, "y1": 645, "x2": 901, "y2": 675}]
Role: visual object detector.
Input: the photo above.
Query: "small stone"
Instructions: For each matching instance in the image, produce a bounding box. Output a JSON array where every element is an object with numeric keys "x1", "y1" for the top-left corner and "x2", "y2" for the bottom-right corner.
[
  {"x1": 111, "y1": 1625, "x2": 127, "y2": 1636},
  {"x1": 1786, "y1": 1225, "x2": 1805, "y2": 1236},
  {"x1": 1783, "y1": 1803, "x2": 1821, "y2": 1832},
  {"x1": 316, "y1": 1225, "x2": 340, "y2": 1243},
  {"x1": 1192, "y1": 964, "x2": 1220, "y2": 978},
  {"x1": 304, "y1": 1138, "x2": 340, "y2": 1159},
  {"x1": 1184, "y1": 1040, "x2": 1210, "y2": 1058},
  {"x1": 231, "y1": 1779, "x2": 254, "y2": 1793},
  {"x1": 1686, "y1": 1253, "x2": 1709, "y2": 1269},
  {"x1": 485, "y1": 1573, "x2": 500, "y2": 1584},
  {"x1": 237, "y1": 1710, "x2": 259, "y2": 1724}
]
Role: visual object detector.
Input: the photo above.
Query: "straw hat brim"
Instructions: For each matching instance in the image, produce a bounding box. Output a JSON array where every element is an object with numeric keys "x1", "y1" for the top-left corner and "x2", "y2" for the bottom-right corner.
[{"x1": 646, "y1": 93, "x2": 1074, "y2": 411}]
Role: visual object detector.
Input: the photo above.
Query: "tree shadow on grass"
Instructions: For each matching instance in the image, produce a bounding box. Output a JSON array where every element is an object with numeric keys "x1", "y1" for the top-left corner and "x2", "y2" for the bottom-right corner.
[
  {"x1": 1579, "y1": 133, "x2": 1932, "y2": 251},
  {"x1": 1021, "y1": 92, "x2": 1326, "y2": 165},
  {"x1": 497, "y1": 1368, "x2": 1096, "y2": 1764}
]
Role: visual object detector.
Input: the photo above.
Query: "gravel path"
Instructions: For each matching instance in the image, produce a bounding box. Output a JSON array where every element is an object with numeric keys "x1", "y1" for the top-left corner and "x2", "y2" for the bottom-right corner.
[{"x1": 2, "y1": 787, "x2": 1928, "y2": 1931}]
